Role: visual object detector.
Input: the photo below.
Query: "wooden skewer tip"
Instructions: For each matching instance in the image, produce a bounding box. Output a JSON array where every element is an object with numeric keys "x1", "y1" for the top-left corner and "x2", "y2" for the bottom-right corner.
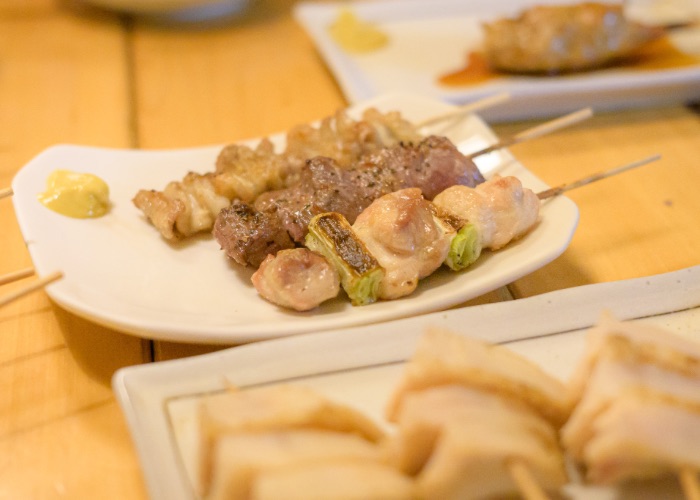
[
  {"x1": 0, "y1": 187, "x2": 13, "y2": 200},
  {"x1": 680, "y1": 467, "x2": 700, "y2": 500},
  {"x1": 506, "y1": 459, "x2": 551, "y2": 500},
  {"x1": 418, "y1": 92, "x2": 511, "y2": 129},
  {"x1": 0, "y1": 271, "x2": 64, "y2": 308},
  {"x1": 0, "y1": 267, "x2": 35, "y2": 287}
]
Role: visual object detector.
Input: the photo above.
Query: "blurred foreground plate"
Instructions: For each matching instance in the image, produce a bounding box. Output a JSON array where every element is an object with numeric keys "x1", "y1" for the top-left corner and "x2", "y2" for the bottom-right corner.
[{"x1": 113, "y1": 265, "x2": 700, "y2": 499}]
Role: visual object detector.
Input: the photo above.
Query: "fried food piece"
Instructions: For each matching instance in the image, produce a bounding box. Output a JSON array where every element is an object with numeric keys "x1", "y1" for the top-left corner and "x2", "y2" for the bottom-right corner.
[
  {"x1": 386, "y1": 328, "x2": 570, "y2": 426},
  {"x1": 482, "y1": 2, "x2": 664, "y2": 74},
  {"x1": 252, "y1": 459, "x2": 417, "y2": 500},
  {"x1": 199, "y1": 385, "x2": 385, "y2": 495},
  {"x1": 206, "y1": 430, "x2": 384, "y2": 500}
]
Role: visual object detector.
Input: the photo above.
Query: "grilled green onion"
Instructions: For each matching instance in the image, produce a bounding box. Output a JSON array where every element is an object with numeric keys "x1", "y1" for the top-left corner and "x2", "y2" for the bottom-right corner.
[
  {"x1": 445, "y1": 223, "x2": 482, "y2": 271},
  {"x1": 305, "y1": 212, "x2": 385, "y2": 306}
]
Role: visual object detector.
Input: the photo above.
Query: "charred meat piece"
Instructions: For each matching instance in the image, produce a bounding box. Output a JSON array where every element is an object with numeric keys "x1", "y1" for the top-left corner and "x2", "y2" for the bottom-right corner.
[
  {"x1": 482, "y1": 2, "x2": 664, "y2": 74},
  {"x1": 212, "y1": 201, "x2": 295, "y2": 268},
  {"x1": 215, "y1": 136, "x2": 485, "y2": 268}
]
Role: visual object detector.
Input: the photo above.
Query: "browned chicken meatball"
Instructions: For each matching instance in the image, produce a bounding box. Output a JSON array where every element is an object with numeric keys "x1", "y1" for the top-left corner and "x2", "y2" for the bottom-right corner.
[{"x1": 482, "y1": 2, "x2": 664, "y2": 74}]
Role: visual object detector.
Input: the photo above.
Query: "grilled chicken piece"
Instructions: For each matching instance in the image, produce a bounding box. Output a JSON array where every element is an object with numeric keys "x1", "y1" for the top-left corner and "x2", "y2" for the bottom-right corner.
[
  {"x1": 252, "y1": 460, "x2": 418, "y2": 500},
  {"x1": 432, "y1": 175, "x2": 539, "y2": 251},
  {"x1": 134, "y1": 108, "x2": 422, "y2": 241},
  {"x1": 352, "y1": 188, "x2": 456, "y2": 300},
  {"x1": 251, "y1": 248, "x2": 340, "y2": 311},
  {"x1": 386, "y1": 328, "x2": 570, "y2": 427},
  {"x1": 482, "y1": 2, "x2": 664, "y2": 74}
]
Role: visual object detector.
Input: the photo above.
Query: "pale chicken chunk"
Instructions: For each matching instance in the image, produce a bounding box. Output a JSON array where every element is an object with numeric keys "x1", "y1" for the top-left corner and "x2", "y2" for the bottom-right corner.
[
  {"x1": 386, "y1": 328, "x2": 570, "y2": 426},
  {"x1": 432, "y1": 175, "x2": 539, "y2": 250},
  {"x1": 252, "y1": 459, "x2": 418, "y2": 500},
  {"x1": 582, "y1": 392, "x2": 700, "y2": 484},
  {"x1": 385, "y1": 385, "x2": 561, "y2": 475},
  {"x1": 416, "y1": 412, "x2": 568, "y2": 499},
  {"x1": 206, "y1": 430, "x2": 383, "y2": 500},
  {"x1": 251, "y1": 248, "x2": 340, "y2": 311},
  {"x1": 352, "y1": 188, "x2": 455, "y2": 300},
  {"x1": 562, "y1": 333, "x2": 700, "y2": 459}
]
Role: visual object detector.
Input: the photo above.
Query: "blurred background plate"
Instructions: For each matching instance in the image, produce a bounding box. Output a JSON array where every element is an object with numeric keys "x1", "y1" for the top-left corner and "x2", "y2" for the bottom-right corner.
[
  {"x1": 79, "y1": 0, "x2": 250, "y2": 22},
  {"x1": 294, "y1": 0, "x2": 700, "y2": 122}
]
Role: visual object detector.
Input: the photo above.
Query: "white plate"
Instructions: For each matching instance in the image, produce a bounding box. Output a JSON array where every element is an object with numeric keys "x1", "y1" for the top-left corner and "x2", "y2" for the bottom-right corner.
[
  {"x1": 113, "y1": 264, "x2": 700, "y2": 500},
  {"x1": 12, "y1": 92, "x2": 578, "y2": 344},
  {"x1": 294, "y1": 0, "x2": 700, "y2": 122}
]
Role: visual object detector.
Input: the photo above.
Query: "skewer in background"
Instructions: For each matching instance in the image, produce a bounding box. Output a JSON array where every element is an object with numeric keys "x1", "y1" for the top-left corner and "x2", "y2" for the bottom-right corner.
[
  {"x1": 417, "y1": 92, "x2": 511, "y2": 129},
  {"x1": 0, "y1": 267, "x2": 35, "y2": 286},
  {"x1": 680, "y1": 467, "x2": 700, "y2": 500},
  {"x1": 467, "y1": 108, "x2": 593, "y2": 160},
  {"x1": 537, "y1": 154, "x2": 662, "y2": 200},
  {"x1": 0, "y1": 187, "x2": 13, "y2": 199},
  {"x1": 0, "y1": 271, "x2": 63, "y2": 308}
]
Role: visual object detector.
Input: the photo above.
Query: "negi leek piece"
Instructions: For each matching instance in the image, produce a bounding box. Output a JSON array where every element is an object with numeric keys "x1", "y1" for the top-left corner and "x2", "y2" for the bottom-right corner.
[
  {"x1": 445, "y1": 223, "x2": 482, "y2": 271},
  {"x1": 305, "y1": 212, "x2": 385, "y2": 306}
]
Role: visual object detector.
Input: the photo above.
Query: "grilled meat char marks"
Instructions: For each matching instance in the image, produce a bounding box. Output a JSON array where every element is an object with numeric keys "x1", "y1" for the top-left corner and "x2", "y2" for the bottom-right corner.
[{"x1": 214, "y1": 136, "x2": 485, "y2": 268}]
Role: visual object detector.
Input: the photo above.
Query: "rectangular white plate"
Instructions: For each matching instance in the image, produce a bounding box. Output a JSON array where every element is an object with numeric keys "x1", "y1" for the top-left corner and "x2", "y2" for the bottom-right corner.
[
  {"x1": 113, "y1": 264, "x2": 700, "y2": 500},
  {"x1": 294, "y1": 0, "x2": 700, "y2": 122},
  {"x1": 11, "y1": 92, "x2": 578, "y2": 344}
]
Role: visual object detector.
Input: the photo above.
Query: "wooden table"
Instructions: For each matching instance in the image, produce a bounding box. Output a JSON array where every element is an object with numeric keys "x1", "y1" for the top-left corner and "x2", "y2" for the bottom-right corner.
[{"x1": 2, "y1": 1, "x2": 699, "y2": 497}]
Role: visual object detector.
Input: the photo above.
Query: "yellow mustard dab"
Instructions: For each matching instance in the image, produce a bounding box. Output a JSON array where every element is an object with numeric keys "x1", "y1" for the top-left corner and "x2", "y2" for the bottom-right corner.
[
  {"x1": 328, "y1": 9, "x2": 389, "y2": 54},
  {"x1": 38, "y1": 169, "x2": 110, "y2": 218}
]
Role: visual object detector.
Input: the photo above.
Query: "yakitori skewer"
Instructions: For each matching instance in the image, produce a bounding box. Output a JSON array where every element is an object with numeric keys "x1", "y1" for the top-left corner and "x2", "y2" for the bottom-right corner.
[
  {"x1": 0, "y1": 267, "x2": 35, "y2": 286},
  {"x1": 467, "y1": 108, "x2": 593, "y2": 160},
  {"x1": 506, "y1": 460, "x2": 552, "y2": 500},
  {"x1": 0, "y1": 187, "x2": 13, "y2": 199},
  {"x1": 0, "y1": 271, "x2": 63, "y2": 308},
  {"x1": 417, "y1": 92, "x2": 511, "y2": 129},
  {"x1": 536, "y1": 154, "x2": 661, "y2": 200},
  {"x1": 680, "y1": 468, "x2": 700, "y2": 500}
]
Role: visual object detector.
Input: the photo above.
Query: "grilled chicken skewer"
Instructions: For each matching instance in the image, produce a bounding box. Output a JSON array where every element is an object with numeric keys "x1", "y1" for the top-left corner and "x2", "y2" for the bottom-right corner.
[{"x1": 251, "y1": 155, "x2": 659, "y2": 311}]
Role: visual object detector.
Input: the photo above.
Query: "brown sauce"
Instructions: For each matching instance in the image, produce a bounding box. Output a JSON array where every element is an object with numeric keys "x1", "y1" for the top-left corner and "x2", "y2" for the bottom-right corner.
[{"x1": 438, "y1": 37, "x2": 700, "y2": 87}]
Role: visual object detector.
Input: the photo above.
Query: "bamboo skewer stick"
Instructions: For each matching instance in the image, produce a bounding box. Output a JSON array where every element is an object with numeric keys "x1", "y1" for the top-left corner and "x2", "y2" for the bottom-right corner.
[
  {"x1": 0, "y1": 271, "x2": 63, "y2": 308},
  {"x1": 0, "y1": 187, "x2": 13, "y2": 199},
  {"x1": 680, "y1": 467, "x2": 700, "y2": 500},
  {"x1": 467, "y1": 108, "x2": 593, "y2": 160},
  {"x1": 536, "y1": 154, "x2": 662, "y2": 200},
  {"x1": 0, "y1": 267, "x2": 35, "y2": 286},
  {"x1": 506, "y1": 459, "x2": 551, "y2": 500},
  {"x1": 417, "y1": 92, "x2": 511, "y2": 129}
]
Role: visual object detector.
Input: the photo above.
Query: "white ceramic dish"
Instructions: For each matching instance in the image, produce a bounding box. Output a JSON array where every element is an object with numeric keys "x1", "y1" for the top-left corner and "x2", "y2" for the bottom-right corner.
[
  {"x1": 80, "y1": 0, "x2": 249, "y2": 23},
  {"x1": 12, "y1": 92, "x2": 578, "y2": 344},
  {"x1": 113, "y1": 264, "x2": 700, "y2": 500},
  {"x1": 294, "y1": 0, "x2": 700, "y2": 122}
]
